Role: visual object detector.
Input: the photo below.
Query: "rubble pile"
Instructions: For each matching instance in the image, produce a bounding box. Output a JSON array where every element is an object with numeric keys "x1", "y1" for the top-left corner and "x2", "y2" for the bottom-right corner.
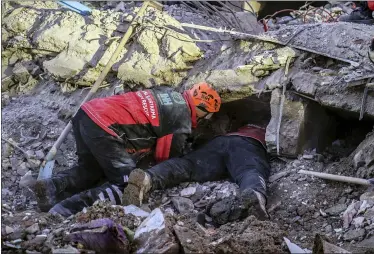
[
  {"x1": 1, "y1": 1, "x2": 374, "y2": 253},
  {"x1": 2, "y1": 1, "x2": 202, "y2": 96},
  {"x1": 266, "y1": 2, "x2": 354, "y2": 29},
  {"x1": 1, "y1": 198, "x2": 285, "y2": 253},
  {"x1": 185, "y1": 21, "x2": 374, "y2": 156}
]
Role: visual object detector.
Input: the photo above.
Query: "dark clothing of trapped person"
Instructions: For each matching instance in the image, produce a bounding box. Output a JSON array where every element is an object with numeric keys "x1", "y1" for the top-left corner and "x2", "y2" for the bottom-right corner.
[{"x1": 123, "y1": 124, "x2": 271, "y2": 224}]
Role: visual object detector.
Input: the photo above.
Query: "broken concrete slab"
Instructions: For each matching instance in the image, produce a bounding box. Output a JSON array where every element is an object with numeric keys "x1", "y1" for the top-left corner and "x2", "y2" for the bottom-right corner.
[
  {"x1": 33, "y1": 11, "x2": 86, "y2": 52},
  {"x1": 265, "y1": 89, "x2": 335, "y2": 156},
  {"x1": 350, "y1": 131, "x2": 374, "y2": 178},
  {"x1": 133, "y1": 208, "x2": 179, "y2": 253},
  {"x1": 123, "y1": 205, "x2": 150, "y2": 218},
  {"x1": 2, "y1": 2, "x2": 202, "y2": 90},
  {"x1": 183, "y1": 41, "x2": 298, "y2": 101}
]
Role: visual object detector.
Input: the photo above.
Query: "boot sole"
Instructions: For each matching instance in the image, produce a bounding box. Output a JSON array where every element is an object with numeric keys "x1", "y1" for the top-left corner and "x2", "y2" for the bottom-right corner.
[
  {"x1": 32, "y1": 181, "x2": 56, "y2": 212},
  {"x1": 241, "y1": 189, "x2": 269, "y2": 221},
  {"x1": 122, "y1": 169, "x2": 148, "y2": 207}
]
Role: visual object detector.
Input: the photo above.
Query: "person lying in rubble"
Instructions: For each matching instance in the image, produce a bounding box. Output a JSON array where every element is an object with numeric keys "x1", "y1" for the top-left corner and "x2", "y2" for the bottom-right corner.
[
  {"x1": 122, "y1": 124, "x2": 271, "y2": 225},
  {"x1": 29, "y1": 83, "x2": 222, "y2": 217}
]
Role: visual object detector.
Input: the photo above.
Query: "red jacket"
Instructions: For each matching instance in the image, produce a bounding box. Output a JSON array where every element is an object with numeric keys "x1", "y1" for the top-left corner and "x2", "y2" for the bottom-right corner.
[
  {"x1": 226, "y1": 124, "x2": 266, "y2": 149},
  {"x1": 368, "y1": 1, "x2": 374, "y2": 11},
  {"x1": 81, "y1": 87, "x2": 197, "y2": 162}
]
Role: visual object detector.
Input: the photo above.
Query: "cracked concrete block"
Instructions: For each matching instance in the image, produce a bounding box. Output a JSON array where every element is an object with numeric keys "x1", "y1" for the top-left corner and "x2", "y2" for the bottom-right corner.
[
  {"x1": 2, "y1": 7, "x2": 40, "y2": 36},
  {"x1": 350, "y1": 131, "x2": 374, "y2": 178},
  {"x1": 266, "y1": 88, "x2": 334, "y2": 156},
  {"x1": 266, "y1": 89, "x2": 305, "y2": 155},
  {"x1": 290, "y1": 71, "x2": 320, "y2": 96},
  {"x1": 12, "y1": 62, "x2": 30, "y2": 84},
  {"x1": 134, "y1": 208, "x2": 179, "y2": 254},
  {"x1": 33, "y1": 11, "x2": 85, "y2": 52}
]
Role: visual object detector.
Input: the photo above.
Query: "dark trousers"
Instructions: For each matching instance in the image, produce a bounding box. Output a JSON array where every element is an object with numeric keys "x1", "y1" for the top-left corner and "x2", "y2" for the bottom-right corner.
[
  {"x1": 148, "y1": 136, "x2": 270, "y2": 197},
  {"x1": 49, "y1": 109, "x2": 136, "y2": 216}
]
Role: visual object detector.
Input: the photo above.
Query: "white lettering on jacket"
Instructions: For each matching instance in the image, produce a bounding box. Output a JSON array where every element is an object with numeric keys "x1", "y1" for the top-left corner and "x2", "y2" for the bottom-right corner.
[{"x1": 136, "y1": 91, "x2": 157, "y2": 120}]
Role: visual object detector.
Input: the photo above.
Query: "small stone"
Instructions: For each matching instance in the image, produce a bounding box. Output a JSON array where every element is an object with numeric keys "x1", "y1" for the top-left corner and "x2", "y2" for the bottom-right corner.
[
  {"x1": 25, "y1": 150, "x2": 35, "y2": 158},
  {"x1": 345, "y1": 187, "x2": 353, "y2": 194},
  {"x1": 30, "y1": 142, "x2": 42, "y2": 149},
  {"x1": 25, "y1": 223, "x2": 39, "y2": 234},
  {"x1": 325, "y1": 225, "x2": 333, "y2": 233},
  {"x1": 2, "y1": 203, "x2": 11, "y2": 210},
  {"x1": 34, "y1": 234, "x2": 47, "y2": 244},
  {"x1": 52, "y1": 246, "x2": 80, "y2": 254},
  {"x1": 42, "y1": 229, "x2": 50, "y2": 235},
  {"x1": 334, "y1": 228, "x2": 343, "y2": 233},
  {"x1": 172, "y1": 197, "x2": 194, "y2": 214},
  {"x1": 360, "y1": 192, "x2": 374, "y2": 205},
  {"x1": 180, "y1": 187, "x2": 196, "y2": 197},
  {"x1": 343, "y1": 228, "x2": 366, "y2": 241},
  {"x1": 12, "y1": 239, "x2": 23, "y2": 244},
  {"x1": 8, "y1": 229, "x2": 23, "y2": 240},
  {"x1": 34, "y1": 150, "x2": 45, "y2": 160},
  {"x1": 325, "y1": 204, "x2": 347, "y2": 215},
  {"x1": 338, "y1": 197, "x2": 347, "y2": 204},
  {"x1": 1, "y1": 188, "x2": 13, "y2": 197},
  {"x1": 17, "y1": 162, "x2": 28, "y2": 176},
  {"x1": 5, "y1": 226, "x2": 14, "y2": 235},
  {"x1": 26, "y1": 234, "x2": 35, "y2": 241},
  {"x1": 124, "y1": 205, "x2": 150, "y2": 218},
  {"x1": 302, "y1": 154, "x2": 314, "y2": 160},
  {"x1": 27, "y1": 159, "x2": 41, "y2": 169},
  {"x1": 53, "y1": 228, "x2": 64, "y2": 237},
  {"x1": 269, "y1": 170, "x2": 290, "y2": 183},
  {"x1": 162, "y1": 196, "x2": 169, "y2": 203},
  {"x1": 353, "y1": 217, "x2": 365, "y2": 228}
]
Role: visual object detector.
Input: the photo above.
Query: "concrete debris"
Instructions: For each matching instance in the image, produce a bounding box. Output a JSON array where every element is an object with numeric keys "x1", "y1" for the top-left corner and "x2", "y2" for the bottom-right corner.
[
  {"x1": 266, "y1": 3, "x2": 352, "y2": 29},
  {"x1": 351, "y1": 131, "x2": 374, "y2": 178},
  {"x1": 284, "y1": 237, "x2": 311, "y2": 253},
  {"x1": 51, "y1": 245, "x2": 80, "y2": 254},
  {"x1": 325, "y1": 204, "x2": 347, "y2": 216},
  {"x1": 2, "y1": 1, "x2": 202, "y2": 92},
  {"x1": 343, "y1": 228, "x2": 366, "y2": 241},
  {"x1": 180, "y1": 186, "x2": 197, "y2": 197},
  {"x1": 171, "y1": 197, "x2": 194, "y2": 214},
  {"x1": 25, "y1": 223, "x2": 40, "y2": 234},
  {"x1": 123, "y1": 205, "x2": 150, "y2": 218},
  {"x1": 312, "y1": 234, "x2": 350, "y2": 254},
  {"x1": 134, "y1": 208, "x2": 179, "y2": 253}
]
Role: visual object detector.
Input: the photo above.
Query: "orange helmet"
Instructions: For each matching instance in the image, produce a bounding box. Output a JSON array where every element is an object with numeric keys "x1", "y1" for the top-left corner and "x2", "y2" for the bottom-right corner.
[{"x1": 189, "y1": 82, "x2": 221, "y2": 113}]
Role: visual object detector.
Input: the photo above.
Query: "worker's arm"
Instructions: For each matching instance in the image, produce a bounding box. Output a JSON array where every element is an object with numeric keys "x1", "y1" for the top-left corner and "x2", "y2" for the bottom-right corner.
[{"x1": 154, "y1": 133, "x2": 189, "y2": 162}]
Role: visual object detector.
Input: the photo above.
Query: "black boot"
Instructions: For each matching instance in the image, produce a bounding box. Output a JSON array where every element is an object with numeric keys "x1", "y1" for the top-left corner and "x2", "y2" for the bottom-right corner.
[{"x1": 208, "y1": 188, "x2": 269, "y2": 225}]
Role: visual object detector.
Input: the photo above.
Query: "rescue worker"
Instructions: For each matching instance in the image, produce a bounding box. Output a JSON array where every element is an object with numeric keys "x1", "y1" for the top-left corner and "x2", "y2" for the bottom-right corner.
[
  {"x1": 30, "y1": 83, "x2": 221, "y2": 217},
  {"x1": 123, "y1": 124, "x2": 271, "y2": 225}
]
